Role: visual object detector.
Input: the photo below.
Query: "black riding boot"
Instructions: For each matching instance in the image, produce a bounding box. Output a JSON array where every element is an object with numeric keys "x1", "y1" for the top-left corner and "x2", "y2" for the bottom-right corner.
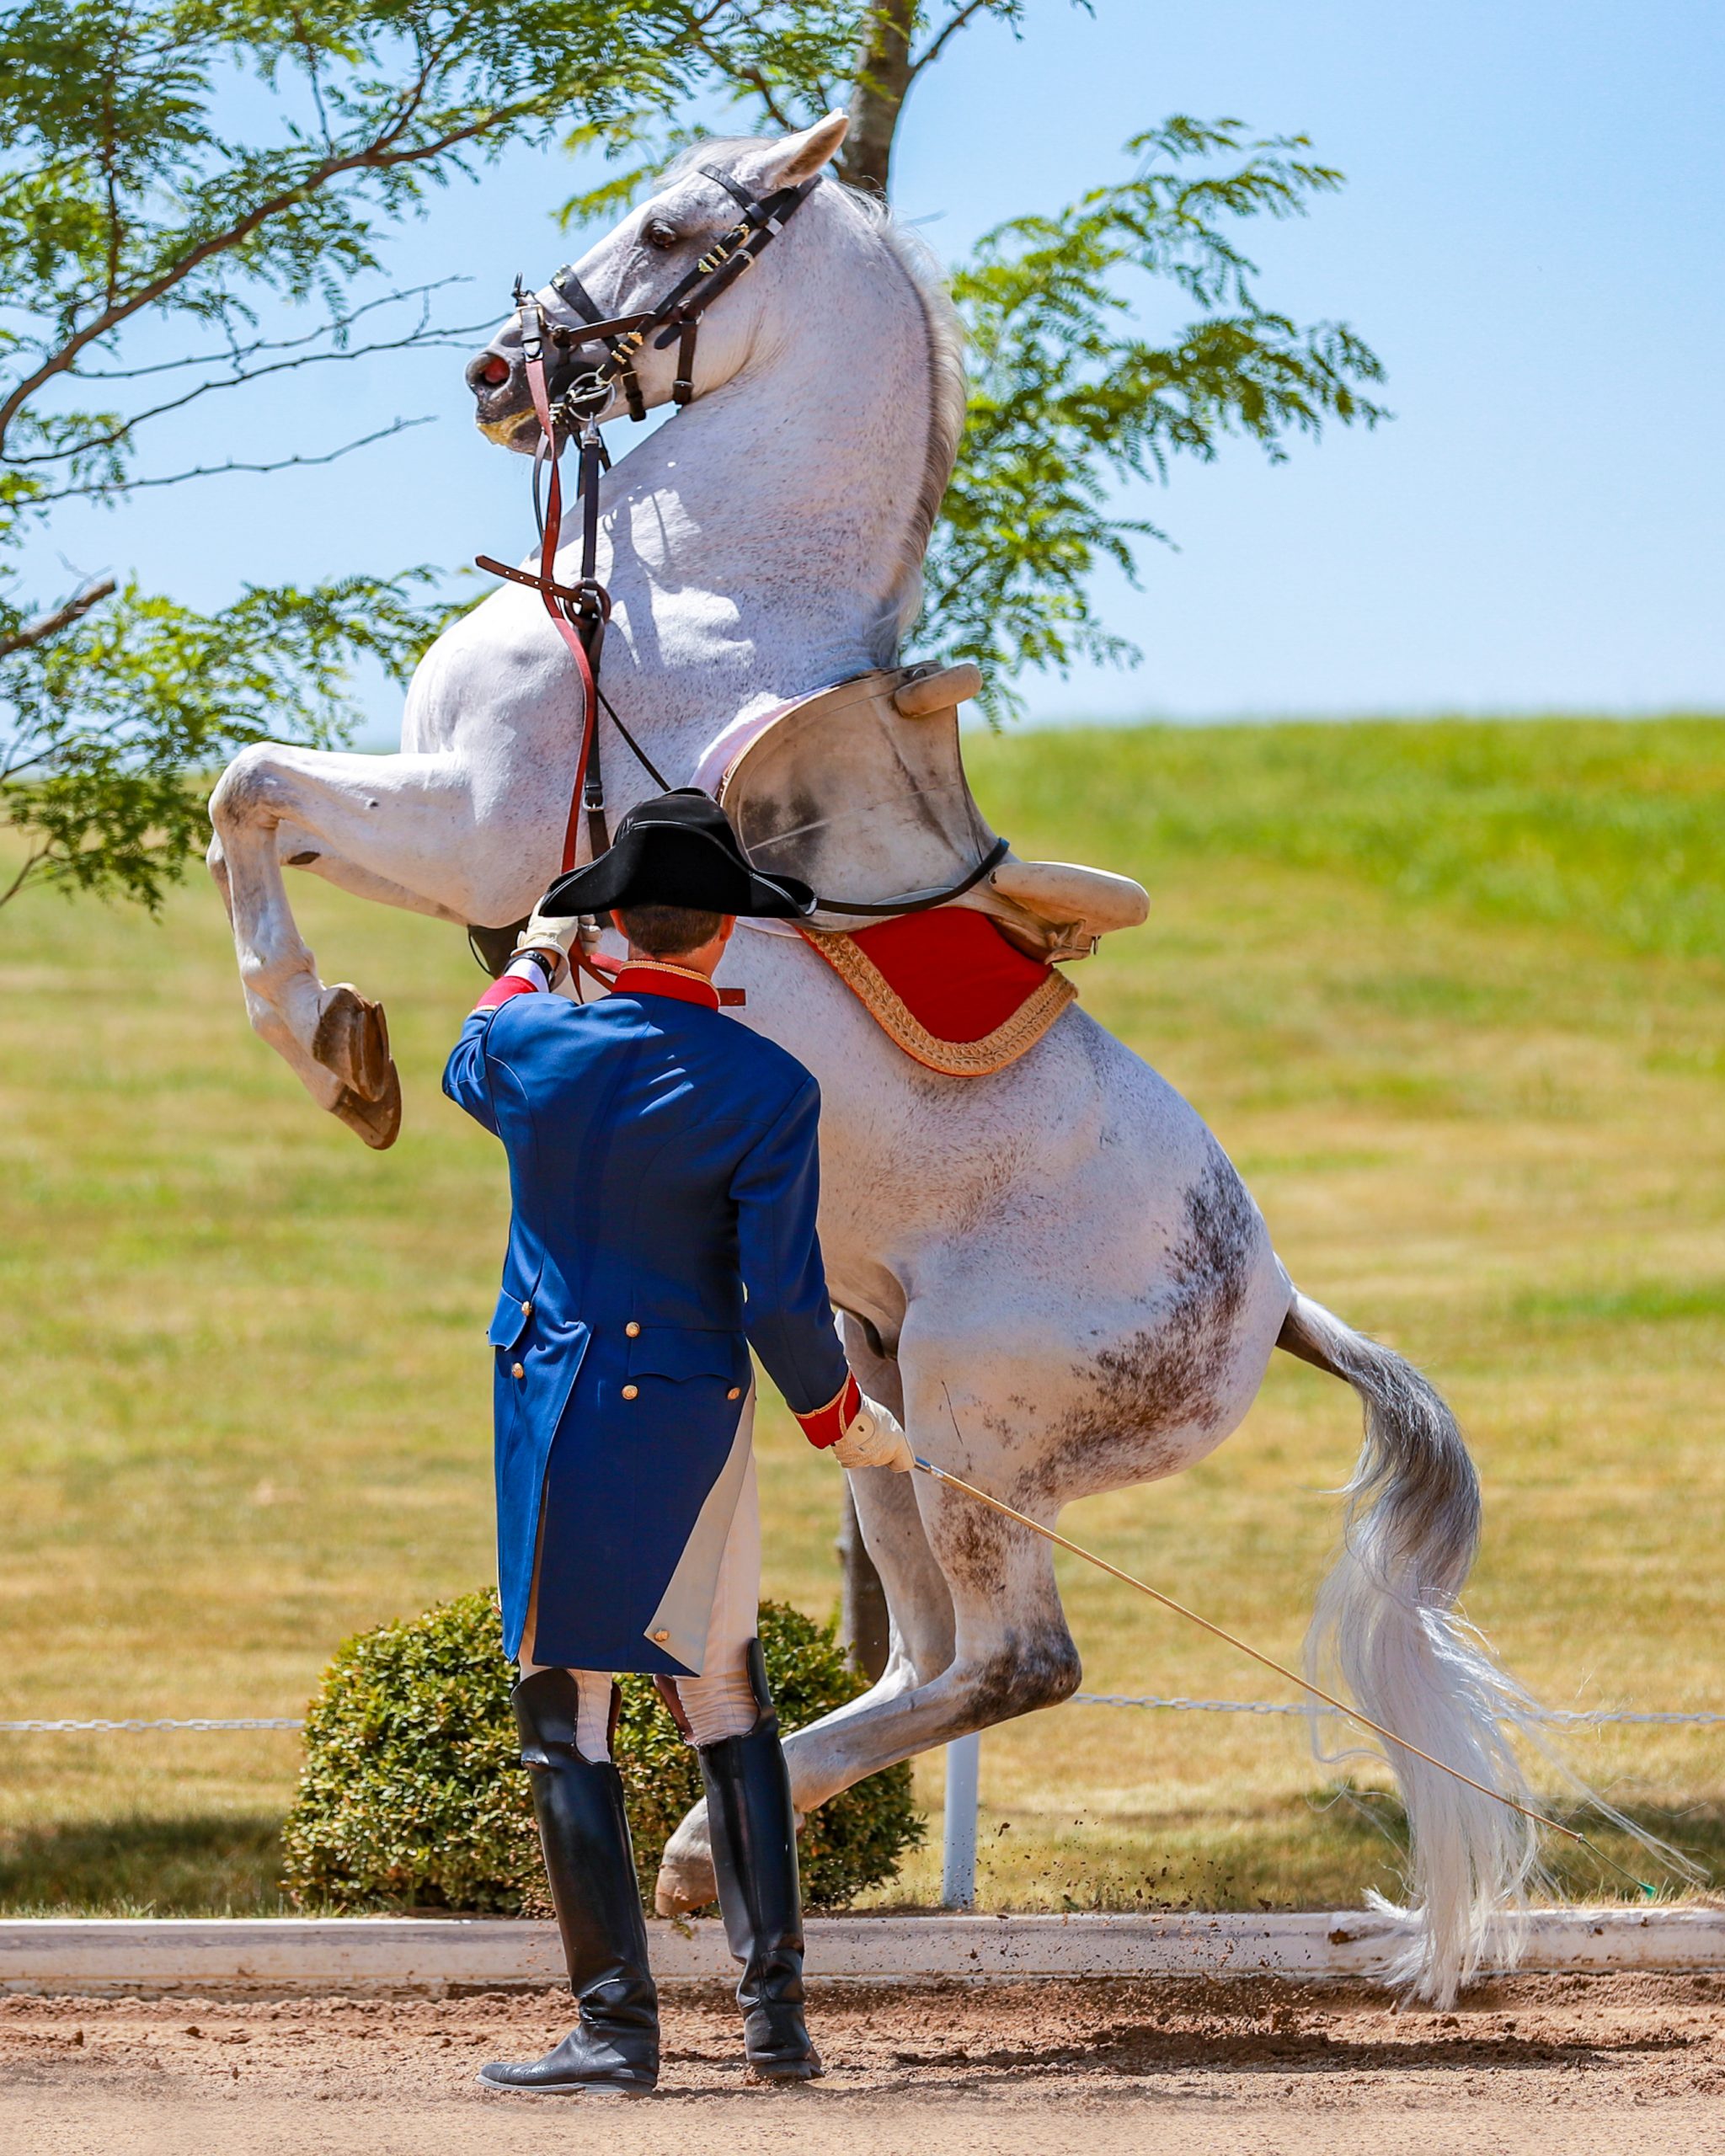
[
  {"x1": 478, "y1": 1669, "x2": 660, "y2": 2095},
  {"x1": 696, "y1": 1639, "x2": 822, "y2": 2082}
]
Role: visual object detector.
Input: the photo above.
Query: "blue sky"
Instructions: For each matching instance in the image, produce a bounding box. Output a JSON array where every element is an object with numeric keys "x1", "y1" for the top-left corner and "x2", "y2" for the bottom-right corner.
[{"x1": 45, "y1": 0, "x2": 1725, "y2": 730}]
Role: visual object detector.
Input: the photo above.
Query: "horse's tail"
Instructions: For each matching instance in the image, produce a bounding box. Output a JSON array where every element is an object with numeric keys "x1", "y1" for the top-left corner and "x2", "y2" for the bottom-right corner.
[{"x1": 1279, "y1": 1289, "x2": 1543, "y2": 2006}]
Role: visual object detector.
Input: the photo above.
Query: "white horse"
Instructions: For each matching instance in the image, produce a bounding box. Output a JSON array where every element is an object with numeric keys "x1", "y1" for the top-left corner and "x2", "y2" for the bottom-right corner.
[{"x1": 209, "y1": 114, "x2": 1542, "y2": 2003}]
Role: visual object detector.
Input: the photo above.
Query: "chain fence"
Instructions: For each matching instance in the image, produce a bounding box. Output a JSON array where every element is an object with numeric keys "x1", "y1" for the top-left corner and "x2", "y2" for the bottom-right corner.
[{"x1": 4, "y1": 1700, "x2": 1722, "y2": 1732}]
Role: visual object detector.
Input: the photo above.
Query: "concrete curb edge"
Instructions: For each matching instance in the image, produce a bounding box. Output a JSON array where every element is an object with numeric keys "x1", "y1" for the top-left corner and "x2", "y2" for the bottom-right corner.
[{"x1": 3, "y1": 1909, "x2": 1721, "y2": 1997}]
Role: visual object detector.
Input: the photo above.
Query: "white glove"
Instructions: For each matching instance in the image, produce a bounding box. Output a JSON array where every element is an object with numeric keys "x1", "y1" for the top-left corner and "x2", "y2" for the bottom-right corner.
[
  {"x1": 513, "y1": 903, "x2": 581, "y2": 980},
  {"x1": 832, "y1": 1391, "x2": 914, "y2": 1473}
]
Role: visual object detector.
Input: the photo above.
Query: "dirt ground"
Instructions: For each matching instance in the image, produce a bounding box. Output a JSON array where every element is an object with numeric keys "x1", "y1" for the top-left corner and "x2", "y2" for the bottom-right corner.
[{"x1": 3, "y1": 1976, "x2": 1723, "y2": 2156}]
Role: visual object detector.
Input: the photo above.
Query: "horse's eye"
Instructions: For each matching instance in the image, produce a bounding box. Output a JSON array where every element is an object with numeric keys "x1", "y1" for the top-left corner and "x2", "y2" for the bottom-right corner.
[{"x1": 644, "y1": 219, "x2": 681, "y2": 252}]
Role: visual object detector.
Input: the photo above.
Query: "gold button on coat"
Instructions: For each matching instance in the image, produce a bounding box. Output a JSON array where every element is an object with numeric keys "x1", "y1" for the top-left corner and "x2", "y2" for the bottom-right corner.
[
  {"x1": 510, "y1": 1362, "x2": 525, "y2": 1380},
  {"x1": 625, "y1": 1321, "x2": 641, "y2": 1337},
  {"x1": 521, "y1": 1299, "x2": 532, "y2": 1316},
  {"x1": 621, "y1": 1384, "x2": 638, "y2": 1401},
  {"x1": 727, "y1": 1387, "x2": 742, "y2": 1400},
  {"x1": 652, "y1": 1629, "x2": 669, "y2": 1643}
]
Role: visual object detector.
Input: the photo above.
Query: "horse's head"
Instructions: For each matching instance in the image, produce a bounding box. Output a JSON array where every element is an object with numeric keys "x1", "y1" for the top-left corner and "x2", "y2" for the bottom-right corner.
[{"x1": 466, "y1": 113, "x2": 849, "y2": 451}]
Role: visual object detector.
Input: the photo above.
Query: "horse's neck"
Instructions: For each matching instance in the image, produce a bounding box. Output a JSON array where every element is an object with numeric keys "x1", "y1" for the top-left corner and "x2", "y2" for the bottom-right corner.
[{"x1": 589, "y1": 236, "x2": 933, "y2": 781}]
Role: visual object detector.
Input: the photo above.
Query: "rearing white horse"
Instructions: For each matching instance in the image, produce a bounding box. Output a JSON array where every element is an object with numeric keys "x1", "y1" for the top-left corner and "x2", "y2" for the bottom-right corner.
[{"x1": 209, "y1": 114, "x2": 1544, "y2": 2003}]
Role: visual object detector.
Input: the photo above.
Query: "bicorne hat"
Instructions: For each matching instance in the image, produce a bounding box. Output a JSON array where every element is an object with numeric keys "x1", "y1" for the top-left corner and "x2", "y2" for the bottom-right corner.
[{"x1": 534, "y1": 789, "x2": 816, "y2": 921}]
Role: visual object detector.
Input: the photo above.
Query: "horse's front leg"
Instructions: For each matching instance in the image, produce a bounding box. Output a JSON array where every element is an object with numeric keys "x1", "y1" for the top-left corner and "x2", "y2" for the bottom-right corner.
[{"x1": 207, "y1": 742, "x2": 550, "y2": 1147}]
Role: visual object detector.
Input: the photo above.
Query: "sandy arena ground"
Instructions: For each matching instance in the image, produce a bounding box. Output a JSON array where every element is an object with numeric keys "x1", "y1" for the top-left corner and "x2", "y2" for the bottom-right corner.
[{"x1": 4, "y1": 1976, "x2": 1724, "y2": 2156}]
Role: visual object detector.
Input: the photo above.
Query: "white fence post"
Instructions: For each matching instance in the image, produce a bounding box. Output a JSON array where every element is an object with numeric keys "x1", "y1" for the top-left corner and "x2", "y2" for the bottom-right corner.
[{"x1": 939, "y1": 1731, "x2": 980, "y2": 1909}]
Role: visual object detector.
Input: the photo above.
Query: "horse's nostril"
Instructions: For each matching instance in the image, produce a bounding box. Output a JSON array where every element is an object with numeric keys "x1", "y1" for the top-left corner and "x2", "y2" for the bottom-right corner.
[{"x1": 480, "y1": 356, "x2": 511, "y2": 387}]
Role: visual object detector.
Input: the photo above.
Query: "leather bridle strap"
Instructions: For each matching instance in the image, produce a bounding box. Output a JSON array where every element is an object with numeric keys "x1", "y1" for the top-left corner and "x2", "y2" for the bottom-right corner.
[
  {"x1": 549, "y1": 171, "x2": 822, "y2": 424},
  {"x1": 505, "y1": 288, "x2": 601, "y2": 873},
  {"x1": 475, "y1": 167, "x2": 822, "y2": 879},
  {"x1": 550, "y1": 263, "x2": 647, "y2": 422}
]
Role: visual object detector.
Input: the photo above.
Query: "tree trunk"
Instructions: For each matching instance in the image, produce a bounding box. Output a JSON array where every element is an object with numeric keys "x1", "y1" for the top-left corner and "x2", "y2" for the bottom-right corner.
[
  {"x1": 836, "y1": 1480, "x2": 892, "y2": 1680},
  {"x1": 837, "y1": 0, "x2": 917, "y2": 198}
]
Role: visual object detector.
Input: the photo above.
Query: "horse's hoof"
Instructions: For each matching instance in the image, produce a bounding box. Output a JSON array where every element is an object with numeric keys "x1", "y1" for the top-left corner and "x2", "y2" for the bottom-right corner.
[
  {"x1": 313, "y1": 985, "x2": 393, "y2": 1100},
  {"x1": 654, "y1": 1854, "x2": 718, "y2": 1917},
  {"x1": 332, "y1": 1065, "x2": 402, "y2": 1150}
]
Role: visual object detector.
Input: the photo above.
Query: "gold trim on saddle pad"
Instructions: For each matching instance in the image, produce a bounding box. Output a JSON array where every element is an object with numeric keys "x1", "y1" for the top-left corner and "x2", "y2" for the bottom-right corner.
[{"x1": 799, "y1": 927, "x2": 1076, "y2": 1078}]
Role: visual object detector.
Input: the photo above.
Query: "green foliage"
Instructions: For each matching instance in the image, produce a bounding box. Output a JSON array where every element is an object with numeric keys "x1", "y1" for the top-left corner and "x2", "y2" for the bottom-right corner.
[
  {"x1": 931, "y1": 118, "x2": 1387, "y2": 717},
  {"x1": 0, "y1": 0, "x2": 700, "y2": 910},
  {"x1": 280, "y1": 1588, "x2": 923, "y2": 1913},
  {"x1": 1, "y1": 0, "x2": 1390, "y2": 912},
  {"x1": 1, "y1": 572, "x2": 446, "y2": 907},
  {"x1": 574, "y1": 29, "x2": 1389, "y2": 718}
]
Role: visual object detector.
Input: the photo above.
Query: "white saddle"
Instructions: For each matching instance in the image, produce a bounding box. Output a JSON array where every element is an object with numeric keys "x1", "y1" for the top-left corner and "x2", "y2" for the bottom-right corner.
[{"x1": 714, "y1": 664, "x2": 1148, "y2": 963}]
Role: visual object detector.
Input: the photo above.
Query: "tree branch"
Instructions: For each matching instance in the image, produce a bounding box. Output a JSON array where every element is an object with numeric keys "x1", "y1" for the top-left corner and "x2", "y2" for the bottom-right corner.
[
  {"x1": 24, "y1": 417, "x2": 432, "y2": 504},
  {"x1": 0, "y1": 576, "x2": 116, "y2": 659},
  {"x1": 908, "y1": 0, "x2": 996, "y2": 80},
  {"x1": 670, "y1": 3, "x2": 796, "y2": 131},
  {"x1": 0, "y1": 95, "x2": 545, "y2": 451},
  {"x1": 0, "y1": 846, "x2": 51, "y2": 911},
  {"x1": 67, "y1": 279, "x2": 473, "y2": 381},
  {"x1": 12, "y1": 317, "x2": 490, "y2": 467}
]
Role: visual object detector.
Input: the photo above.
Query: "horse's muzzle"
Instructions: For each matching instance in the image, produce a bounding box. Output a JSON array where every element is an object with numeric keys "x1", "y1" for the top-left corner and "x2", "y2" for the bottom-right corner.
[{"x1": 465, "y1": 348, "x2": 542, "y2": 450}]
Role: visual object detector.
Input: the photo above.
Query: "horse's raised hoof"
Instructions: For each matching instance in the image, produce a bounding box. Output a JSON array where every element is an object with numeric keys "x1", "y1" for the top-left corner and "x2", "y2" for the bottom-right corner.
[
  {"x1": 313, "y1": 984, "x2": 393, "y2": 1101},
  {"x1": 332, "y1": 1065, "x2": 402, "y2": 1151}
]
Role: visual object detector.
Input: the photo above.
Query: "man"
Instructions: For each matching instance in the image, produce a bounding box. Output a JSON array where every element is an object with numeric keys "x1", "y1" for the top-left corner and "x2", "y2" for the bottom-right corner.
[{"x1": 443, "y1": 789, "x2": 912, "y2": 2096}]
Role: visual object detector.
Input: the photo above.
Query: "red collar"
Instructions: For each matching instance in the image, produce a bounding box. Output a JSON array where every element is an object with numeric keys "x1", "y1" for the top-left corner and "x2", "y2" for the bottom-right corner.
[{"x1": 613, "y1": 961, "x2": 721, "y2": 1011}]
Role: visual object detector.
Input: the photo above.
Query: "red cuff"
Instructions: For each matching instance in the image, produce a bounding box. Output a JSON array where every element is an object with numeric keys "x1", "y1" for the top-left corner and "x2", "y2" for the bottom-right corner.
[
  {"x1": 795, "y1": 1372, "x2": 861, "y2": 1450},
  {"x1": 473, "y1": 974, "x2": 538, "y2": 1012}
]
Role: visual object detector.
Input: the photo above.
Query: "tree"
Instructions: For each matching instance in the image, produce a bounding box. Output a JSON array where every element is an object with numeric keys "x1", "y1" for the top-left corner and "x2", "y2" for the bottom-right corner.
[
  {"x1": 658, "y1": 6, "x2": 1387, "y2": 716},
  {"x1": 0, "y1": 0, "x2": 700, "y2": 907},
  {"x1": 4, "y1": 0, "x2": 1385, "y2": 910}
]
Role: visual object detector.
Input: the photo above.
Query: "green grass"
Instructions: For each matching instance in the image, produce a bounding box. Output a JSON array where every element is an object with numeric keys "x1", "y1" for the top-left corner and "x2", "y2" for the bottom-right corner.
[{"x1": 2, "y1": 714, "x2": 1722, "y2": 1914}]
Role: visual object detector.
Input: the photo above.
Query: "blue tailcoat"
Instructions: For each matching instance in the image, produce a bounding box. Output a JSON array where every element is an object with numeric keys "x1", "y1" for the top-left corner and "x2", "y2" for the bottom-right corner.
[{"x1": 443, "y1": 985, "x2": 849, "y2": 1673}]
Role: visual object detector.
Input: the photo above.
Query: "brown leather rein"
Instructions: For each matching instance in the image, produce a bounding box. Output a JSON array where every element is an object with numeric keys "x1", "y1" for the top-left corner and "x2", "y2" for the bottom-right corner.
[
  {"x1": 475, "y1": 167, "x2": 822, "y2": 875},
  {"x1": 470, "y1": 163, "x2": 1010, "y2": 944}
]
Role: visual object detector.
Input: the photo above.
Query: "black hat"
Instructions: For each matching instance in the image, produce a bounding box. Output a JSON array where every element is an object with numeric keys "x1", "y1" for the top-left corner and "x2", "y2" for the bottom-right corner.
[{"x1": 535, "y1": 789, "x2": 816, "y2": 920}]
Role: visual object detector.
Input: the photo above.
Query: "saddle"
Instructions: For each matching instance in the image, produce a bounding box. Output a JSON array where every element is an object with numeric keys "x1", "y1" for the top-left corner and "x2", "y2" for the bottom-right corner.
[{"x1": 714, "y1": 664, "x2": 1149, "y2": 964}]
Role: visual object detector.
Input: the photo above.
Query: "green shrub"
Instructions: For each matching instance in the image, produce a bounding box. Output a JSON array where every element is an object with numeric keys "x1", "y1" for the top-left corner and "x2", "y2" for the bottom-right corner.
[{"x1": 280, "y1": 1591, "x2": 923, "y2": 1913}]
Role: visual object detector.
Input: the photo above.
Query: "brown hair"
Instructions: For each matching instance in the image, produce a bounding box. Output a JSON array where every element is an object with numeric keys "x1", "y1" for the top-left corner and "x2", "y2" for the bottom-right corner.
[{"x1": 615, "y1": 903, "x2": 724, "y2": 958}]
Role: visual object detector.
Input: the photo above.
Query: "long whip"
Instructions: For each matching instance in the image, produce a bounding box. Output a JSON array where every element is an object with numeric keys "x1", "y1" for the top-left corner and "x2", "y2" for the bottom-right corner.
[{"x1": 912, "y1": 1406, "x2": 1660, "y2": 1894}]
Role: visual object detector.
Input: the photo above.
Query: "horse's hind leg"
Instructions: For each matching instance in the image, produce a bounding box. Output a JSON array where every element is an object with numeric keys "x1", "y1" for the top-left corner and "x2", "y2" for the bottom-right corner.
[
  {"x1": 654, "y1": 1353, "x2": 1081, "y2": 1913},
  {"x1": 654, "y1": 1318, "x2": 962, "y2": 1913}
]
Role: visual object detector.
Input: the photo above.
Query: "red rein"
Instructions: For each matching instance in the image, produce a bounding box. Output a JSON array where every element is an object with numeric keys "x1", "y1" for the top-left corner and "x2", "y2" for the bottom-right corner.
[{"x1": 519, "y1": 330, "x2": 597, "y2": 878}]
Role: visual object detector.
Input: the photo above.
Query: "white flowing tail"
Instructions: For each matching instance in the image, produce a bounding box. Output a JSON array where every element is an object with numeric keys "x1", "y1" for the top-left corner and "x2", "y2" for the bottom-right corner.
[{"x1": 1281, "y1": 1290, "x2": 1543, "y2": 2005}]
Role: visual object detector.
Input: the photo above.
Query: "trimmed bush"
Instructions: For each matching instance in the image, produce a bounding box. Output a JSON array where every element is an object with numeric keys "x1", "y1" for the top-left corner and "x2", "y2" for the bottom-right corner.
[{"x1": 280, "y1": 1591, "x2": 922, "y2": 1913}]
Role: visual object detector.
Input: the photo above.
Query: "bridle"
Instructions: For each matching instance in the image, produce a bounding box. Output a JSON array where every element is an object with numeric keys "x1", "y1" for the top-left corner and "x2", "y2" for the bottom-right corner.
[
  {"x1": 472, "y1": 157, "x2": 1009, "y2": 947},
  {"x1": 475, "y1": 165, "x2": 823, "y2": 875}
]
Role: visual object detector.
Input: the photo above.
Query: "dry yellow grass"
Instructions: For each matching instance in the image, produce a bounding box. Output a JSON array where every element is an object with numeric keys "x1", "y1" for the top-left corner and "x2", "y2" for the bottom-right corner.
[{"x1": 2, "y1": 718, "x2": 1720, "y2": 1913}]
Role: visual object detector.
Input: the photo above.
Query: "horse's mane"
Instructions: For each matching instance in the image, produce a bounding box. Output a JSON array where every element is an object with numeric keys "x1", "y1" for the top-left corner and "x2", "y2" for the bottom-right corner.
[{"x1": 665, "y1": 137, "x2": 968, "y2": 654}]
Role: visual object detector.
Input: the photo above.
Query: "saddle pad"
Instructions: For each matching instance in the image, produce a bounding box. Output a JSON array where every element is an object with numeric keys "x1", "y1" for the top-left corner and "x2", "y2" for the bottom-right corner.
[{"x1": 799, "y1": 909, "x2": 1076, "y2": 1077}]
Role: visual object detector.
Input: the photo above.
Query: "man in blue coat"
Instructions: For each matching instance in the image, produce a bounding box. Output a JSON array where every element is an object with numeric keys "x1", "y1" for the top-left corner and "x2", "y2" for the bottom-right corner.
[{"x1": 444, "y1": 791, "x2": 911, "y2": 2095}]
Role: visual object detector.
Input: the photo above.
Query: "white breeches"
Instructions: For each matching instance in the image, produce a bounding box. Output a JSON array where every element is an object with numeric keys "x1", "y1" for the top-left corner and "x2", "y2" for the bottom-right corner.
[{"x1": 521, "y1": 1452, "x2": 762, "y2": 1758}]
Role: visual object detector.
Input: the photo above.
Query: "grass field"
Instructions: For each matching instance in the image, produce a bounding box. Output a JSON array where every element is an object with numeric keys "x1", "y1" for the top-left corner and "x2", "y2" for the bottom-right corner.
[{"x1": 2, "y1": 716, "x2": 1721, "y2": 1916}]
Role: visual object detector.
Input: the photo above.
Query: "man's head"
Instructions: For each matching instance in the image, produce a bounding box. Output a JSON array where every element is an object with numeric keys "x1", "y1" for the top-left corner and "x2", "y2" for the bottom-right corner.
[
  {"x1": 532, "y1": 789, "x2": 814, "y2": 931},
  {"x1": 611, "y1": 903, "x2": 734, "y2": 972}
]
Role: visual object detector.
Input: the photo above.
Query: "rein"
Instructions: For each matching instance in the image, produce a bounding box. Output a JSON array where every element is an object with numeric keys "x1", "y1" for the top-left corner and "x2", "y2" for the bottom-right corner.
[
  {"x1": 471, "y1": 160, "x2": 1007, "y2": 932},
  {"x1": 475, "y1": 167, "x2": 821, "y2": 875}
]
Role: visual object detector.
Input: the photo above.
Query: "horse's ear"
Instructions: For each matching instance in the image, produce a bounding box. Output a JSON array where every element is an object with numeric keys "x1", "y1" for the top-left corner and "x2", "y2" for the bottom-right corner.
[{"x1": 757, "y1": 110, "x2": 849, "y2": 190}]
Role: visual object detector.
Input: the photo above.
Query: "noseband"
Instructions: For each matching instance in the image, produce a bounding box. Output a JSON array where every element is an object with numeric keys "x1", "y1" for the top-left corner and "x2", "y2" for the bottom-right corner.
[{"x1": 475, "y1": 167, "x2": 821, "y2": 883}]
